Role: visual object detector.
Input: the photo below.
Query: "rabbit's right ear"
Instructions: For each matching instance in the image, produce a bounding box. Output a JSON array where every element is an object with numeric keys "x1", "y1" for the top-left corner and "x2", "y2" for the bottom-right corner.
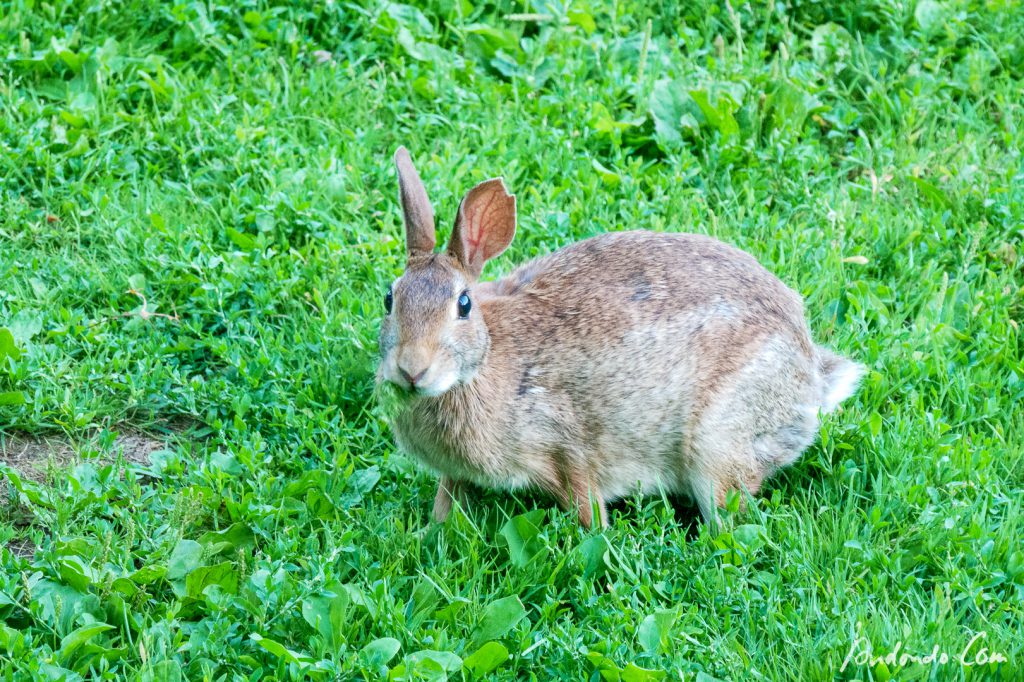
[{"x1": 394, "y1": 147, "x2": 436, "y2": 258}]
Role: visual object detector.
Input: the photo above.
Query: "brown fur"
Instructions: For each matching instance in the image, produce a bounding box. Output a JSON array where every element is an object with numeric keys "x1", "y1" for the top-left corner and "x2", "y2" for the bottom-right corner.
[{"x1": 379, "y1": 148, "x2": 863, "y2": 528}]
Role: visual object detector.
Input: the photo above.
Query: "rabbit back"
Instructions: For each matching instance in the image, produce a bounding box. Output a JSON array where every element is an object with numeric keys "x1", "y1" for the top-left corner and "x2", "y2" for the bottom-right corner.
[{"x1": 495, "y1": 233, "x2": 834, "y2": 493}]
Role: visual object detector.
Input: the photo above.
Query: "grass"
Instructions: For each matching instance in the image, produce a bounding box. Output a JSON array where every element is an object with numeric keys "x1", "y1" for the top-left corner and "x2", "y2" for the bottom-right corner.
[{"x1": 1, "y1": 0, "x2": 1022, "y2": 679}]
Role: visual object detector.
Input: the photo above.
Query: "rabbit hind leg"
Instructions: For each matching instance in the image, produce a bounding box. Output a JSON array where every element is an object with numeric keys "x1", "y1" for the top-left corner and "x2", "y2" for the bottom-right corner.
[
  {"x1": 688, "y1": 458, "x2": 767, "y2": 525},
  {"x1": 688, "y1": 335, "x2": 821, "y2": 519}
]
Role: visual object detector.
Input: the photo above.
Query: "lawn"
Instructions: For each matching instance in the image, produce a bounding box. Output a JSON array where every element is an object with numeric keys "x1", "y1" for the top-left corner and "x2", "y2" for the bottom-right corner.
[{"x1": 1, "y1": 0, "x2": 1022, "y2": 680}]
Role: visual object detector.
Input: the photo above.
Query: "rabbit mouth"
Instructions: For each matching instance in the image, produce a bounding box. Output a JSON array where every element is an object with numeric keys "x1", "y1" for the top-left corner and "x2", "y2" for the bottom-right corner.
[
  {"x1": 407, "y1": 371, "x2": 458, "y2": 398},
  {"x1": 386, "y1": 367, "x2": 458, "y2": 398}
]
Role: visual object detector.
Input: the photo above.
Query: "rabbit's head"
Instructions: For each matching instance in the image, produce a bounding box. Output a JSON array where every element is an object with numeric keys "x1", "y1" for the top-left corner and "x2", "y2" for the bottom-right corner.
[{"x1": 378, "y1": 147, "x2": 516, "y2": 397}]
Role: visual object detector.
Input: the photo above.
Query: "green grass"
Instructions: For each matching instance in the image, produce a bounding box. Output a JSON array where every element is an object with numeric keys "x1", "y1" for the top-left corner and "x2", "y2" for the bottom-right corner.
[{"x1": 1, "y1": 0, "x2": 1022, "y2": 680}]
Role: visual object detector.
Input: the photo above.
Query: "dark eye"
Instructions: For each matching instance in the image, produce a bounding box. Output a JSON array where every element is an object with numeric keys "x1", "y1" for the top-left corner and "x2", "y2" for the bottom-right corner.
[
  {"x1": 457, "y1": 291, "x2": 471, "y2": 319},
  {"x1": 384, "y1": 287, "x2": 393, "y2": 314}
]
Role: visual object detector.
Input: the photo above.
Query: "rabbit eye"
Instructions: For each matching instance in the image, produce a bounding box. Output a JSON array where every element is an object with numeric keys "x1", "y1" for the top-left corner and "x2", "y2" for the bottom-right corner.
[
  {"x1": 457, "y1": 291, "x2": 471, "y2": 319},
  {"x1": 384, "y1": 288, "x2": 393, "y2": 314}
]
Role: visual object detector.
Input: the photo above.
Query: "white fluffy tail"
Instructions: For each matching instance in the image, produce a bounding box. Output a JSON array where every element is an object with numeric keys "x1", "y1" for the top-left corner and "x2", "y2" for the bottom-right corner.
[{"x1": 816, "y1": 347, "x2": 864, "y2": 413}]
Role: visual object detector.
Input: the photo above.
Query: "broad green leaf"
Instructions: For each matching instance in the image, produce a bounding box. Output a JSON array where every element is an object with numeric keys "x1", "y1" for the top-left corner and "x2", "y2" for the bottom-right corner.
[
  {"x1": 226, "y1": 227, "x2": 256, "y2": 250},
  {"x1": 28, "y1": 278, "x2": 47, "y2": 298},
  {"x1": 305, "y1": 487, "x2": 336, "y2": 519},
  {"x1": 110, "y1": 577, "x2": 140, "y2": 599},
  {"x1": 638, "y1": 608, "x2": 678, "y2": 655},
  {"x1": 249, "y1": 634, "x2": 315, "y2": 667},
  {"x1": 649, "y1": 79, "x2": 690, "y2": 148},
  {"x1": 405, "y1": 649, "x2": 462, "y2": 674},
  {"x1": 130, "y1": 564, "x2": 167, "y2": 584},
  {"x1": 568, "y1": 8, "x2": 596, "y2": 34},
  {"x1": 38, "y1": 662, "x2": 83, "y2": 682},
  {"x1": 283, "y1": 469, "x2": 328, "y2": 497},
  {"x1": 0, "y1": 391, "x2": 25, "y2": 406},
  {"x1": 0, "y1": 328, "x2": 22, "y2": 362},
  {"x1": 622, "y1": 663, "x2": 667, "y2": 682},
  {"x1": 208, "y1": 451, "x2": 243, "y2": 475},
  {"x1": 767, "y1": 81, "x2": 824, "y2": 136},
  {"x1": 586, "y1": 651, "x2": 621, "y2": 678},
  {"x1": 360, "y1": 637, "x2": 401, "y2": 667},
  {"x1": 589, "y1": 102, "x2": 642, "y2": 138},
  {"x1": 0, "y1": 624, "x2": 24, "y2": 652},
  {"x1": 396, "y1": 27, "x2": 465, "y2": 68},
  {"x1": 197, "y1": 523, "x2": 255, "y2": 554},
  {"x1": 301, "y1": 582, "x2": 350, "y2": 655},
  {"x1": 338, "y1": 466, "x2": 381, "y2": 506},
  {"x1": 58, "y1": 623, "x2": 113, "y2": 663},
  {"x1": 713, "y1": 531, "x2": 744, "y2": 565},
  {"x1": 382, "y1": 2, "x2": 434, "y2": 36},
  {"x1": 810, "y1": 23, "x2": 853, "y2": 65},
  {"x1": 869, "y1": 411, "x2": 883, "y2": 437},
  {"x1": 591, "y1": 159, "x2": 622, "y2": 187},
  {"x1": 470, "y1": 595, "x2": 527, "y2": 647},
  {"x1": 578, "y1": 534, "x2": 612, "y2": 579},
  {"x1": 732, "y1": 524, "x2": 764, "y2": 551},
  {"x1": 1, "y1": 466, "x2": 50, "y2": 507},
  {"x1": 464, "y1": 24, "x2": 519, "y2": 58},
  {"x1": 75, "y1": 641, "x2": 126, "y2": 672},
  {"x1": 57, "y1": 555, "x2": 97, "y2": 592},
  {"x1": 184, "y1": 562, "x2": 237, "y2": 599},
  {"x1": 690, "y1": 89, "x2": 739, "y2": 137},
  {"x1": 8, "y1": 310, "x2": 42, "y2": 344},
  {"x1": 462, "y1": 641, "x2": 509, "y2": 675},
  {"x1": 914, "y1": 0, "x2": 946, "y2": 33},
  {"x1": 406, "y1": 577, "x2": 439, "y2": 630},
  {"x1": 499, "y1": 509, "x2": 546, "y2": 568},
  {"x1": 32, "y1": 580, "x2": 102, "y2": 634},
  {"x1": 166, "y1": 540, "x2": 203, "y2": 578},
  {"x1": 1008, "y1": 551, "x2": 1024, "y2": 581},
  {"x1": 166, "y1": 539, "x2": 203, "y2": 597}
]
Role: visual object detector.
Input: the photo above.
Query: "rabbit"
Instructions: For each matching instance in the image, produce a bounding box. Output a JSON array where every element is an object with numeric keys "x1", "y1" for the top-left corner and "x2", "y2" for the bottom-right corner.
[{"x1": 377, "y1": 147, "x2": 863, "y2": 528}]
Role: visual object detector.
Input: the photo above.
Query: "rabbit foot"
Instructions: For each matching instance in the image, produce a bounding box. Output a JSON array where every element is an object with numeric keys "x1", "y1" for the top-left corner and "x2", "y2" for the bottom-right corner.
[
  {"x1": 576, "y1": 492, "x2": 608, "y2": 530},
  {"x1": 555, "y1": 471, "x2": 607, "y2": 529},
  {"x1": 432, "y1": 476, "x2": 467, "y2": 523}
]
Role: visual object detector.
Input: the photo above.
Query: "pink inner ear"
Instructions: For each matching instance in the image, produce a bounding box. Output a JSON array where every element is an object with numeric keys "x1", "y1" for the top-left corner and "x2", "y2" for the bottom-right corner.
[
  {"x1": 462, "y1": 191, "x2": 502, "y2": 265},
  {"x1": 450, "y1": 178, "x2": 515, "y2": 277}
]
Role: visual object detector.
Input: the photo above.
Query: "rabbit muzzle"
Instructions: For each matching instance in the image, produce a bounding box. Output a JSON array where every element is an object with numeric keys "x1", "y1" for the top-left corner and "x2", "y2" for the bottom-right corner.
[{"x1": 383, "y1": 345, "x2": 459, "y2": 397}]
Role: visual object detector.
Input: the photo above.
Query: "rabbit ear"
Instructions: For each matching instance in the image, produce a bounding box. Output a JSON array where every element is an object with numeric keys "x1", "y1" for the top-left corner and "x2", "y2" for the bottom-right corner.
[
  {"x1": 447, "y1": 178, "x2": 516, "y2": 279},
  {"x1": 394, "y1": 147, "x2": 436, "y2": 258}
]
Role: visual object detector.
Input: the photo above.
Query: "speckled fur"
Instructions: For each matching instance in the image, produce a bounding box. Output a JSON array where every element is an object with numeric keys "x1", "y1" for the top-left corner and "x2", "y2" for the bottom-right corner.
[{"x1": 379, "y1": 148, "x2": 863, "y2": 527}]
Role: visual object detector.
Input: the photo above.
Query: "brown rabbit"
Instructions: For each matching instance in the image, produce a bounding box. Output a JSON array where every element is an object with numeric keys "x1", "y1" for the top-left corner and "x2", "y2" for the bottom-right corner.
[{"x1": 378, "y1": 147, "x2": 863, "y2": 528}]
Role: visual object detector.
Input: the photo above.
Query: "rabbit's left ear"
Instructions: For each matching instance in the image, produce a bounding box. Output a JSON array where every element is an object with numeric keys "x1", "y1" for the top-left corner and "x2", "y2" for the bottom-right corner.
[{"x1": 447, "y1": 178, "x2": 516, "y2": 280}]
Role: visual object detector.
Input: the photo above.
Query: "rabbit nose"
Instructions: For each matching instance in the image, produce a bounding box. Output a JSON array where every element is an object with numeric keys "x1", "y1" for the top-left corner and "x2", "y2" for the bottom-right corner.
[{"x1": 398, "y1": 365, "x2": 428, "y2": 387}]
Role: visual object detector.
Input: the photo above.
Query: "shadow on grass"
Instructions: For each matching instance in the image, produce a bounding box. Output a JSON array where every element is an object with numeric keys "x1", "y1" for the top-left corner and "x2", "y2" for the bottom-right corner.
[{"x1": 422, "y1": 482, "x2": 707, "y2": 541}]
